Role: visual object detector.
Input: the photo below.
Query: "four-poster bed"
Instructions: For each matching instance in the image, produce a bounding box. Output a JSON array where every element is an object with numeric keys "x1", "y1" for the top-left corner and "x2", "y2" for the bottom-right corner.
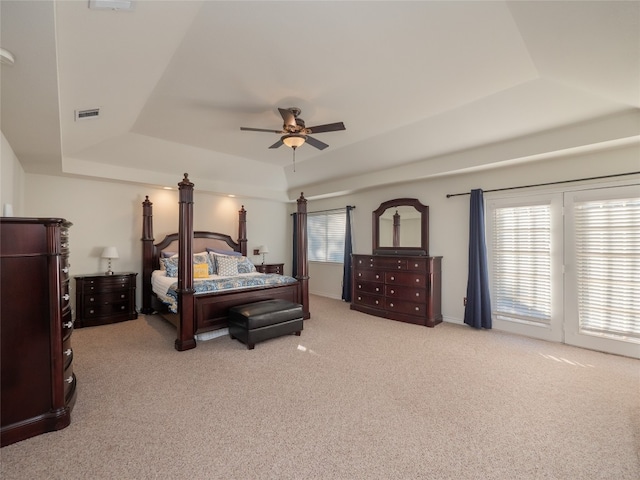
[{"x1": 142, "y1": 173, "x2": 309, "y2": 351}]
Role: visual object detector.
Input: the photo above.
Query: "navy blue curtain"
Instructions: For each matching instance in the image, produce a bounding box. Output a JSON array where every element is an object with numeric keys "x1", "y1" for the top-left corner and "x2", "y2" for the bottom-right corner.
[
  {"x1": 291, "y1": 213, "x2": 298, "y2": 277},
  {"x1": 464, "y1": 189, "x2": 492, "y2": 329},
  {"x1": 341, "y1": 206, "x2": 354, "y2": 301}
]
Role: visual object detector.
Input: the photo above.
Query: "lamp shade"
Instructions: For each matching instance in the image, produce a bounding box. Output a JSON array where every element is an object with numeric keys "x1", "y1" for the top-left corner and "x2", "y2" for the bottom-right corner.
[
  {"x1": 101, "y1": 246, "x2": 119, "y2": 259},
  {"x1": 258, "y1": 245, "x2": 269, "y2": 254}
]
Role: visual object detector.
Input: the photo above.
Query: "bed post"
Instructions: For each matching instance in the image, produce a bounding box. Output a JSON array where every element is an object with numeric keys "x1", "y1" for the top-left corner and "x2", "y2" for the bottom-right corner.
[
  {"x1": 176, "y1": 173, "x2": 196, "y2": 351},
  {"x1": 141, "y1": 196, "x2": 154, "y2": 314},
  {"x1": 296, "y1": 192, "x2": 310, "y2": 319},
  {"x1": 238, "y1": 205, "x2": 247, "y2": 256}
]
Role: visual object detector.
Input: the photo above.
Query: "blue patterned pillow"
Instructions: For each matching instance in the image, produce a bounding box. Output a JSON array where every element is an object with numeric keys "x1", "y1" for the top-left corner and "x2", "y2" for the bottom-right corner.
[
  {"x1": 216, "y1": 255, "x2": 239, "y2": 276},
  {"x1": 160, "y1": 257, "x2": 179, "y2": 277},
  {"x1": 237, "y1": 256, "x2": 256, "y2": 274}
]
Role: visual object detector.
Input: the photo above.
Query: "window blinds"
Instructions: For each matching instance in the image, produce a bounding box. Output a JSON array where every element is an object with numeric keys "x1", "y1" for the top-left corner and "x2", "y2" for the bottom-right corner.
[
  {"x1": 308, "y1": 210, "x2": 346, "y2": 263},
  {"x1": 492, "y1": 204, "x2": 552, "y2": 325},
  {"x1": 574, "y1": 196, "x2": 640, "y2": 340}
]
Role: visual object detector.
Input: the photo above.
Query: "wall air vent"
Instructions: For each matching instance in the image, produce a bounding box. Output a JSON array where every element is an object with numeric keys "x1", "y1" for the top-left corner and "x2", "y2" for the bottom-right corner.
[
  {"x1": 75, "y1": 108, "x2": 101, "y2": 121},
  {"x1": 88, "y1": 0, "x2": 134, "y2": 11}
]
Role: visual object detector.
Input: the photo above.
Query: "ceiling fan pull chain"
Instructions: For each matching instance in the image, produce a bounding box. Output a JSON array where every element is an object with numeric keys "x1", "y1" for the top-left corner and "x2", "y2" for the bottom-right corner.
[{"x1": 293, "y1": 146, "x2": 296, "y2": 172}]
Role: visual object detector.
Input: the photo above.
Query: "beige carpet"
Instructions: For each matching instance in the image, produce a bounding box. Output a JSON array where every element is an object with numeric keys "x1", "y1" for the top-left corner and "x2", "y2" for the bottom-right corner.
[{"x1": 2, "y1": 295, "x2": 639, "y2": 479}]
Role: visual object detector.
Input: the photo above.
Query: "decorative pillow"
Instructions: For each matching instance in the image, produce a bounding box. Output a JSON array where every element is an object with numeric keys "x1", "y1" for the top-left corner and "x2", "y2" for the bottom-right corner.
[
  {"x1": 216, "y1": 255, "x2": 239, "y2": 276},
  {"x1": 193, "y1": 263, "x2": 209, "y2": 279},
  {"x1": 161, "y1": 251, "x2": 177, "y2": 258},
  {"x1": 236, "y1": 256, "x2": 256, "y2": 274},
  {"x1": 207, "y1": 247, "x2": 242, "y2": 257},
  {"x1": 193, "y1": 252, "x2": 215, "y2": 275},
  {"x1": 160, "y1": 257, "x2": 179, "y2": 277}
]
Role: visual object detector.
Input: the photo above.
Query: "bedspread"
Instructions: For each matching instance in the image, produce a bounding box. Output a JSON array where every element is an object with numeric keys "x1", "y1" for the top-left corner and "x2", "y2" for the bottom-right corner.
[{"x1": 158, "y1": 272, "x2": 297, "y2": 313}]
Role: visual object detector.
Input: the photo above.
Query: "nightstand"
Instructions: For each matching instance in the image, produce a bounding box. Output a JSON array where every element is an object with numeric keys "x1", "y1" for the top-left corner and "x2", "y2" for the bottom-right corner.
[
  {"x1": 74, "y1": 273, "x2": 138, "y2": 328},
  {"x1": 255, "y1": 263, "x2": 284, "y2": 275}
]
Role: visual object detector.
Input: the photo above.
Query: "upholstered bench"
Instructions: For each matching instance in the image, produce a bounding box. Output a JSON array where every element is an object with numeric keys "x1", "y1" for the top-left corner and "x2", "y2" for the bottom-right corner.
[{"x1": 228, "y1": 299, "x2": 303, "y2": 350}]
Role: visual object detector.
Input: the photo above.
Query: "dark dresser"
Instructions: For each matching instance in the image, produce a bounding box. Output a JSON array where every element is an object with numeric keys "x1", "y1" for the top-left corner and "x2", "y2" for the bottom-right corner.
[
  {"x1": 74, "y1": 273, "x2": 138, "y2": 328},
  {"x1": 1, "y1": 218, "x2": 77, "y2": 447},
  {"x1": 351, "y1": 254, "x2": 442, "y2": 327}
]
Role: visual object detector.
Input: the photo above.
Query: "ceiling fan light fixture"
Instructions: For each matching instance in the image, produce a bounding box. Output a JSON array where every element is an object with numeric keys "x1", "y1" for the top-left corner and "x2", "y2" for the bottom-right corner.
[{"x1": 282, "y1": 134, "x2": 306, "y2": 149}]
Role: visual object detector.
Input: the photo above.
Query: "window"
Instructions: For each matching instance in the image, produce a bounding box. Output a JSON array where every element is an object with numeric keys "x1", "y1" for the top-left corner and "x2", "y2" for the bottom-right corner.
[
  {"x1": 307, "y1": 210, "x2": 346, "y2": 263},
  {"x1": 486, "y1": 194, "x2": 564, "y2": 343},
  {"x1": 491, "y1": 203, "x2": 552, "y2": 326},
  {"x1": 564, "y1": 185, "x2": 640, "y2": 356}
]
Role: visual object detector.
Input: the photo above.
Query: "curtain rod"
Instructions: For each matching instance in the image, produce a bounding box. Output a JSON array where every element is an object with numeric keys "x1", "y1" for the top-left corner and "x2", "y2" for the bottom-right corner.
[
  {"x1": 446, "y1": 171, "x2": 640, "y2": 198},
  {"x1": 291, "y1": 206, "x2": 356, "y2": 216}
]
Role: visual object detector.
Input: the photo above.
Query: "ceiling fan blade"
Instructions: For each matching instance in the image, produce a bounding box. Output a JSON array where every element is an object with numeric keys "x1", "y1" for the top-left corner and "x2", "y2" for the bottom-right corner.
[
  {"x1": 278, "y1": 108, "x2": 296, "y2": 128},
  {"x1": 305, "y1": 135, "x2": 329, "y2": 150},
  {"x1": 269, "y1": 139, "x2": 284, "y2": 149},
  {"x1": 241, "y1": 127, "x2": 283, "y2": 133},
  {"x1": 306, "y1": 122, "x2": 346, "y2": 134}
]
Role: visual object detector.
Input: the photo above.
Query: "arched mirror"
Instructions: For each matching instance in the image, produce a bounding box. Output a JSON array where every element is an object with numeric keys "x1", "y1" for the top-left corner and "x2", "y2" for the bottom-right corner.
[{"x1": 372, "y1": 198, "x2": 429, "y2": 256}]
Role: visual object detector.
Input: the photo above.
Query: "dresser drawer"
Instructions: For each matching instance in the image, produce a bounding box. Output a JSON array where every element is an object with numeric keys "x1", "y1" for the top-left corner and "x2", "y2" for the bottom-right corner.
[
  {"x1": 62, "y1": 335, "x2": 73, "y2": 370},
  {"x1": 385, "y1": 285, "x2": 426, "y2": 301},
  {"x1": 353, "y1": 292, "x2": 384, "y2": 308},
  {"x1": 385, "y1": 298, "x2": 427, "y2": 317},
  {"x1": 63, "y1": 368, "x2": 76, "y2": 403},
  {"x1": 355, "y1": 270, "x2": 384, "y2": 283},
  {"x1": 385, "y1": 271, "x2": 426, "y2": 287},
  {"x1": 355, "y1": 281, "x2": 384, "y2": 295}
]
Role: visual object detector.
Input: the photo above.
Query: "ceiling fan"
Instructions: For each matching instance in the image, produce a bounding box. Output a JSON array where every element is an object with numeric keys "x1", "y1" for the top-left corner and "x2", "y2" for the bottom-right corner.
[{"x1": 241, "y1": 107, "x2": 346, "y2": 151}]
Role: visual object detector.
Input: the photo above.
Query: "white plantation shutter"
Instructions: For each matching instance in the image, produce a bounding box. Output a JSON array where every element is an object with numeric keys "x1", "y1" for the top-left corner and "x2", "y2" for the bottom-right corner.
[
  {"x1": 574, "y1": 196, "x2": 640, "y2": 340},
  {"x1": 492, "y1": 204, "x2": 552, "y2": 325},
  {"x1": 308, "y1": 210, "x2": 346, "y2": 263}
]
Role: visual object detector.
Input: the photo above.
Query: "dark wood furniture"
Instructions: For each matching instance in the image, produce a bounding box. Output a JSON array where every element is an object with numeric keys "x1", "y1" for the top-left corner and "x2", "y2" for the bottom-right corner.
[
  {"x1": 74, "y1": 273, "x2": 138, "y2": 328},
  {"x1": 141, "y1": 173, "x2": 310, "y2": 351},
  {"x1": 351, "y1": 198, "x2": 442, "y2": 327},
  {"x1": 255, "y1": 263, "x2": 284, "y2": 275},
  {"x1": 351, "y1": 254, "x2": 442, "y2": 327},
  {"x1": 1, "y1": 218, "x2": 77, "y2": 447}
]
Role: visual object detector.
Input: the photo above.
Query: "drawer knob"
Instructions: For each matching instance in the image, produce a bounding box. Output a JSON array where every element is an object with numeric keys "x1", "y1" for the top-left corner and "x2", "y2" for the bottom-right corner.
[
  {"x1": 375, "y1": 287, "x2": 379, "y2": 292},
  {"x1": 415, "y1": 307, "x2": 420, "y2": 311},
  {"x1": 358, "y1": 285, "x2": 362, "y2": 289},
  {"x1": 398, "y1": 266, "x2": 401, "y2": 269},
  {"x1": 63, "y1": 321, "x2": 73, "y2": 329},
  {"x1": 414, "y1": 263, "x2": 419, "y2": 267},
  {"x1": 358, "y1": 273, "x2": 362, "y2": 277},
  {"x1": 390, "y1": 276, "x2": 395, "y2": 281},
  {"x1": 64, "y1": 348, "x2": 72, "y2": 357},
  {"x1": 89, "y1": 309, "x2": 95, "y2": 314},
  {"x1": 416, "y1": 292, "x2": 420, "y2": 297},
  {"x1": 89, "y1": 297, "x2": 95, "y2": 302},
  {"x1": 120, "y1": 306, "x2": 125, "y2": 310},
  {"x1": 375, "y1": 300, "x2": 379, "y2": 305},
  {"x1": 416, "y1": 279, "x2": 420, "y2": 283},
  {"x1": 390, "y1": 303, "x2": 394, "y2": 308},
  {"x1": 375, "y1": 275, "x2": 379, "y2": 279},
  {"x1": 120, "y1": 294, "x2": 125, "y2": 298},
  {"x1": 358, "y1": 296, "x2": 361, "y2": 301},
  {"x1": 390, "y1": 289, "x2": 394, "y2": 294},
  {"x1": 63, "y1": 294, "x2": 70, "y2": 301},
  {"x1": 65, "y1": 376, "x2": 74, "y2": 384}
]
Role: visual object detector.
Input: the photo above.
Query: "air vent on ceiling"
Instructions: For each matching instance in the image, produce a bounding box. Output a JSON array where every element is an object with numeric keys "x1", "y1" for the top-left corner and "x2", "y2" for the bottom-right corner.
[
  {"x1": 88, "y1": 0, "x2": 135, "y2": 11},
  {"x1": 75, "y1": 108, "x2": 101, "y2": 121}
]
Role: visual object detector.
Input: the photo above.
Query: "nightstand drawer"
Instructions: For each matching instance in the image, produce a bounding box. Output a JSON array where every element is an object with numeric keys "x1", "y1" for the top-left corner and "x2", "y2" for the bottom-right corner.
[{"x1": 84, "y1": 300, "x2": 130, "y2": 318}]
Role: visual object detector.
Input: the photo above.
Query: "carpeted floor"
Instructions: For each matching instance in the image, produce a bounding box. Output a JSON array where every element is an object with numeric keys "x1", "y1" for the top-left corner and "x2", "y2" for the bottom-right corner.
[{"x1": 1, "y1": 295, "x2": 639, "y2": 479}]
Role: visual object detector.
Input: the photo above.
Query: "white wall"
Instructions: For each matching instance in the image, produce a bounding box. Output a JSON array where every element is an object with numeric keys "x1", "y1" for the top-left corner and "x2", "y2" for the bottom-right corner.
[
  {"x1": 1, "y1": 132, "x2": 25, "y2": 216},
  {"x1": 23, "y1": 174, "x2": 291, "y2": 310},
  {"x1": 301, "y1": 143, "x2": 640, "y2": 323}
]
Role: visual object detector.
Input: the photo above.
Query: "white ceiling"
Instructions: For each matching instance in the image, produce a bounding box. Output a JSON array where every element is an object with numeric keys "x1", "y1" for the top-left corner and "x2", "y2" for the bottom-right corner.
[{"x1": 1, "y1": 1, "x2": 639, "y2": 201}]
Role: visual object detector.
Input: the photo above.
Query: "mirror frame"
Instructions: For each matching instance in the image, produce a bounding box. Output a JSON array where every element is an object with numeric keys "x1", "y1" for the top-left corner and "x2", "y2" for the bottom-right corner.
[{"x1": 372, "y1": 198, "x2": 429, "y2": 256}]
